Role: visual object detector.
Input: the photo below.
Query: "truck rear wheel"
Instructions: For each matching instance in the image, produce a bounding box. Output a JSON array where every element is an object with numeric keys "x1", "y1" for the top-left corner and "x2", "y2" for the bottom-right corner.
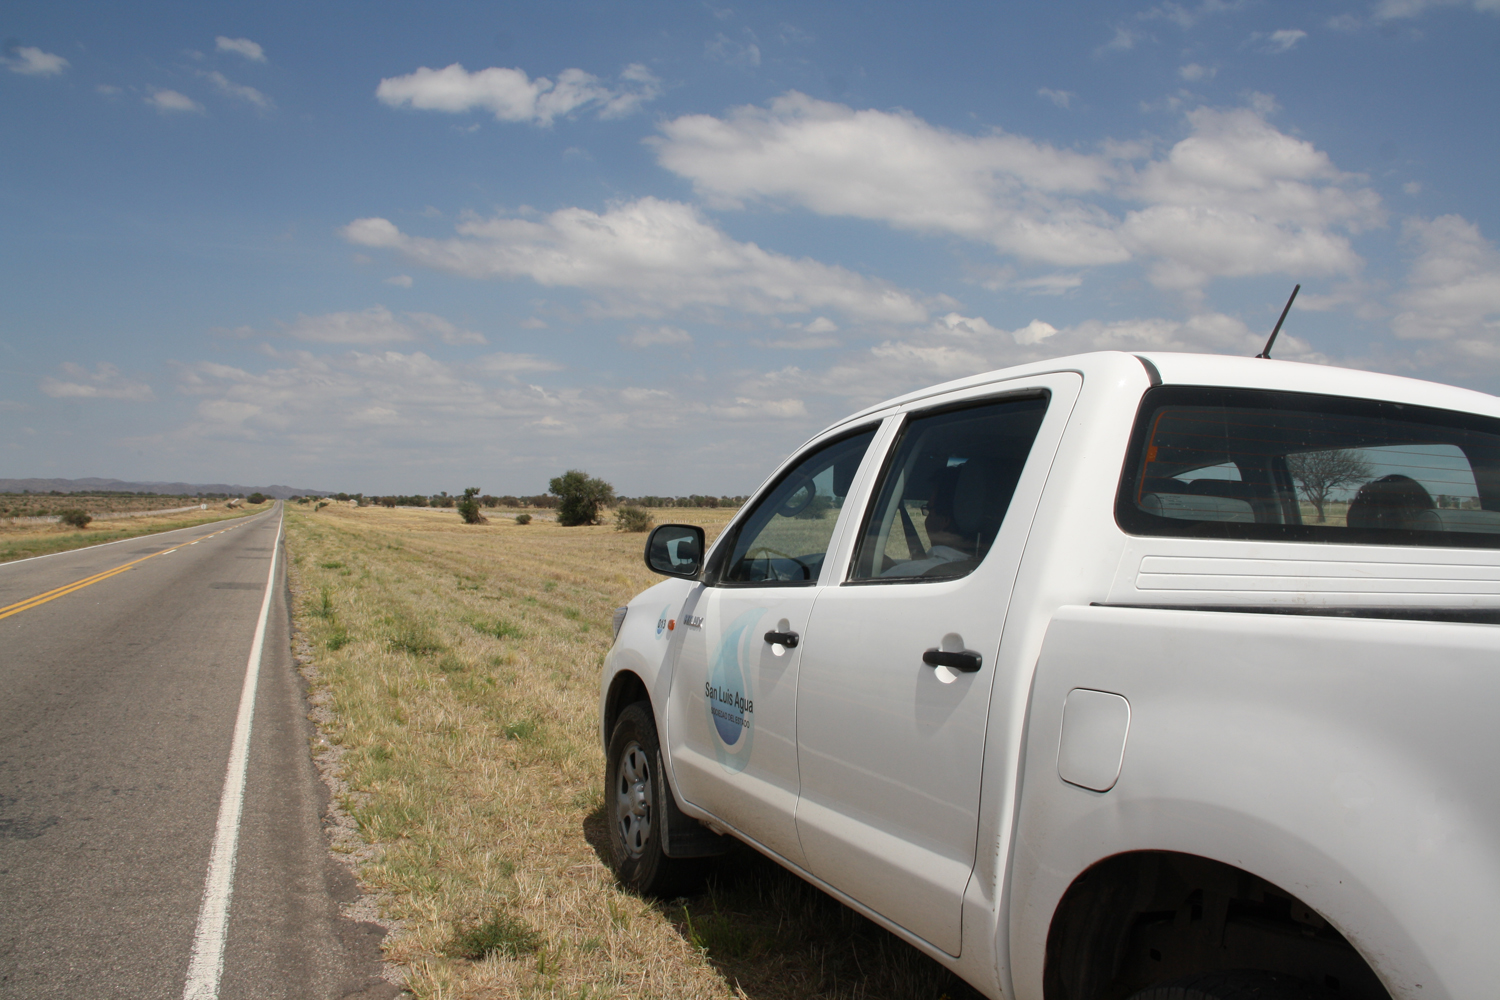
[
  {"x1": 606, "y1": 701, "x2": 707, "y2": 897},
  {"x1": 1128, "y1": 970, "x2": 1340, "y2": 1000}
]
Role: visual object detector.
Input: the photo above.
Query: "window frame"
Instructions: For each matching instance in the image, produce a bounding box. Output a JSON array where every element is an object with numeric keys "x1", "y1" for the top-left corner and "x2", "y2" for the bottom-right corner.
[
  {"x1": 1115, "y1": 385, "x2": 1500, "y2": 549},
  {"x1": 704, "y1": 423, "x2": 881, "y2": 588},
  {"x1": 844, "y1": 389, "x2": 1052, "y2": 586}
]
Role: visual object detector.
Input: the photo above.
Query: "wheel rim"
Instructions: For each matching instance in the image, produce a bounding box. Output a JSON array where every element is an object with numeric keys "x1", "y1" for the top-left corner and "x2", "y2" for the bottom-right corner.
[{"x1": 614, "y1": 739, "x2": 653, "y2": 858}]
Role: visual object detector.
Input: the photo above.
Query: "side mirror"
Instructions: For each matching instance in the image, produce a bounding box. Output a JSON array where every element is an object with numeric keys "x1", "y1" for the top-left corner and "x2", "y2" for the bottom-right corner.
[{"x1": 645, "y1": 523, "x2": 705, "y2": 579}]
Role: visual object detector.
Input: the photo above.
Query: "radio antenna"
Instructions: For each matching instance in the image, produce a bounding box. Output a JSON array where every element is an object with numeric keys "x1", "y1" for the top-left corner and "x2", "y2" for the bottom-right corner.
[{"x1": 1257, "y1": 283, "x2": 1300, "y2": 359}]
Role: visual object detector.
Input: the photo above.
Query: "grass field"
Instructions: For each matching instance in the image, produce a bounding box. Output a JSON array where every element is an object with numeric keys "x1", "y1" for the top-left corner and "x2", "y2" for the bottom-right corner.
[
  {"x1": 284, "y1": 504, "x2": 983, "y2": 1000},
  {"x1": 0, "y1": 503, "x2": 265, "y2": 563}
]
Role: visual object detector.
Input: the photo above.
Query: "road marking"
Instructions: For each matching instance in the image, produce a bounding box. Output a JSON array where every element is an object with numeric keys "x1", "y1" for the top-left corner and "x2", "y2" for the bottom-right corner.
[
  {"x1": 0, "y1": 505, "x2": 275, "y2": 569},
  {"x1": 0, "y1": 522, "x2": 252, "y2": 621},
  {"x1": 182, "y1": 510, "x2": 283, "y2": 1000}
]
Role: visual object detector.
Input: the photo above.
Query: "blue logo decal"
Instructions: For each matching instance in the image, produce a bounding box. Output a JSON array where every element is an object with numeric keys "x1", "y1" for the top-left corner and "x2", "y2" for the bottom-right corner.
[
  {"x1": 654, "y1": 605, "x2": 673, "y2": 639},
  {"x1": 704, "y1": 607, "x2": 764, "y2": 772}
]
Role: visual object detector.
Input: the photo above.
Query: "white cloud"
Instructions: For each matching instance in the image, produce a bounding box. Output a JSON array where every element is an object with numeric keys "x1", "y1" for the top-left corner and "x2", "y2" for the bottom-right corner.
[
  {"x1": 652, "y1": 93, "x2": 1381, "y2": 291},
  {"x1": 622, "y1": 326, "x2": 693, "y2": 348},
  {"x1": 4, "y1": 46, "x2": 68, "y2": 76},
  {"x1": 147, "y1": 89, "x2": 204, "y2": 113},
  {"x1": 215, "y1": 36, "x2": 266, "y2": 62},
  {"x1": 1141, "y1": 0, "x2": 1249, "y2": 28},
  {"x1": 706, "y1": 33, "x2": 762, "y2": 67},
  {"x1": 1254, "y1": 29, "x2": 1308, "y2": 52},
  {"x1": 278, "y1": 305, "x2": 487, "y2": 346},
  {"x1": 1117, "y1": 105, "x2": 1383, "y2": 289},
  {"x1": 342, "y1": 197, "x2": 929, "y2": 324},
  {"x1": 804, "y1": 316, "x2": 839, "y2": 334},
  {"x1": 470, "y1": 351, "x2": 563, "y2": 373},
  {"x1": 202, "y1": 70, "x2": 272, "y2": 110},
  {"x1": 1179, "y1": 63, "x2": 1215, "y2": 81},
  {"x1": 1374, "y1": 0, "x2": 1500, "y2": 19},
  {"x1": 375, "y1": 62, "x2": 661, "y2": 125},
  {"x1": 1390, "y1": 216, "x2": 1500, "y2": 361},
  {"x1": 1037, "y1": 88, "x2": 1073, "y2": 109},
  {"x1": 1403, "y1": 181, "x2": 1423, "y2": 195},
  {"x1": 384, "y1": 274, "x2": 414, "y2": 287},
  {"x1": 651, "y1": 92, "x2": 1127, "y2": 267},
  {"x1": 40, "y1": 363, "x2": 155, "y2": 402},
  {"x1": 1098, "y1": 26, "x2": 1144, "y2": 52}
]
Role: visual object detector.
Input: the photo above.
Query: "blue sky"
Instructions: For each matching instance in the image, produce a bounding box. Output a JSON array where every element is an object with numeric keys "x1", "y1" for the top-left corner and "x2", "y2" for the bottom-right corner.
[{"x1": 3, "y1": 0, "x2": 1499, "y2": 495}]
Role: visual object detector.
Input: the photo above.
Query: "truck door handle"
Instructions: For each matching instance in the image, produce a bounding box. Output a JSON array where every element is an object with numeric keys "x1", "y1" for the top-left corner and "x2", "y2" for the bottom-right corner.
[
  {"x1": 924, "y1": 648, "x2": 982, "y2": 672},
  {"x1": 764, "y1": 630, "x2": 800, "y2": 648}
]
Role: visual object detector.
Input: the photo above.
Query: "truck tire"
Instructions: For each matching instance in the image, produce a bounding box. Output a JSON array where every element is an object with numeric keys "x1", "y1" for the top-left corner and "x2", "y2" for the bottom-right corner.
[
  {"x1": 606, "y1": 701, "x2": 707, "y2": 897},
  {"x1": 1127, "y1": 971, "x2": 1340, "y2": 1000}
]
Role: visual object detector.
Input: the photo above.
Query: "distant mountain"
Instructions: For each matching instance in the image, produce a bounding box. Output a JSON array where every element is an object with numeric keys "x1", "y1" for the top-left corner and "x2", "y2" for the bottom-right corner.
[{"x1": 0, "y1": 477, "x2": 331, "y2": 499}]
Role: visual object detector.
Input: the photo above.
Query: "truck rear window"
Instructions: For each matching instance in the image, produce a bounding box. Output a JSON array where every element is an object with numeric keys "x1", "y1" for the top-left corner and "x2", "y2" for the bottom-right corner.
[{"x1": 1116, "y1": 386, "x2": 1500, "y2": 548}]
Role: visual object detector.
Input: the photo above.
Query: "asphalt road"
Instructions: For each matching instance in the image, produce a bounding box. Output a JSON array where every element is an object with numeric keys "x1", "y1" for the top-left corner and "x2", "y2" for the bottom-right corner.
[{"x1": 0, "y1": 505, "x2": 394, "y2": 999}]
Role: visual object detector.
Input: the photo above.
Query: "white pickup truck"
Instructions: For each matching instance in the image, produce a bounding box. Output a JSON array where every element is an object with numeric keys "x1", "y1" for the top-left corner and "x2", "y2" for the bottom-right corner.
[{"x1": 599, "y1": 351, "x2": 1500, "y2": 1000}]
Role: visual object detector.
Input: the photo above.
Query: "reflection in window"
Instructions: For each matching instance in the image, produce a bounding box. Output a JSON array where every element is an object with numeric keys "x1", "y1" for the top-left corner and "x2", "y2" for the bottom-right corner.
[
  {"x1": 719, "y1": 429, "x2": 876, "y2": 585},
  {"x1": 850, "y1": 395, "x2": 1049, "y2": 582},
  {"x1": 1119, "y1": 387, "x2": 1500, "y2": 546}
]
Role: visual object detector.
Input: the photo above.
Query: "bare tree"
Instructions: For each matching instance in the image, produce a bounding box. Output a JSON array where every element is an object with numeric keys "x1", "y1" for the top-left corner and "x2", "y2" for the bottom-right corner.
[{"x1": 1286, "y1": 449, "x2": 1372, "y2": 522}]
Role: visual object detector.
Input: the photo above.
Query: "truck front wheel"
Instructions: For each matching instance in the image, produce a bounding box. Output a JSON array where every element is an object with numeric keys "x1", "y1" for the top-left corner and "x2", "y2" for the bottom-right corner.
[
  {"x1": 1128, "y1": 971, "x2": 1340, "y2": 1000},
  {"x1": 606, "y1": 701, "x2": 706, "y2": 897}
]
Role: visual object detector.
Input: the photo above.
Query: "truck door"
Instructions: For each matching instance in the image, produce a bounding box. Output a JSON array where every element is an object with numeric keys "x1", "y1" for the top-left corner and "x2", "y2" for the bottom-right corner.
[
  {"x1": 666, "y1": 426, "x2": 879, "y2": 866},
  {"x1": 793, "y1": 374, "x2": 1079, "y2": 955}
]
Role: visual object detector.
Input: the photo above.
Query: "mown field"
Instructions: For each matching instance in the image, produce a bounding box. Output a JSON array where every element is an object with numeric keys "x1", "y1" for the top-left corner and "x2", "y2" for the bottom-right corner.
[
  {"x1": 0, "y1": 503, "x2": 265, "y2": 563},
  {"x1": 284, "y1": 504, "x2": 982, "y2": 1000}
]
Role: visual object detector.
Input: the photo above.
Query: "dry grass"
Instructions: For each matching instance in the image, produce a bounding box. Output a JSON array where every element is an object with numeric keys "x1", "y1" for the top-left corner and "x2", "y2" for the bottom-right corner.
[
  {"x1": 0, "y1": 504, "x2": 265, "y2": 563},
  {"x1": 284, "y1": 504, "x2": 983, "y2": 1000}
]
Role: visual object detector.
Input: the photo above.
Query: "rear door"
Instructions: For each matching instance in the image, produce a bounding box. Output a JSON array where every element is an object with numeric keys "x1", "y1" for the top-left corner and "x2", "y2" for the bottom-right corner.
[{"x1": 793, "y1": 373, "x2": 1080, "y2": 955}]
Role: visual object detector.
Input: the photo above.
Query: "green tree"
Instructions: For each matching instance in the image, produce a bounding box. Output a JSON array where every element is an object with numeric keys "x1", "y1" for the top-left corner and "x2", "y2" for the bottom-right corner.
[
  {"x1": 549, "y1": 469, "x2": 615, "y2": 526},
  {"x1": 457, "y1": 487, "x2": 488, "y2": 525},
  {"x1": 247, "y1": 492, "x2": 267, "y2": 504},
  {"x1": 1286, "y1": 449, "x2": 1372, "y2": 522}
]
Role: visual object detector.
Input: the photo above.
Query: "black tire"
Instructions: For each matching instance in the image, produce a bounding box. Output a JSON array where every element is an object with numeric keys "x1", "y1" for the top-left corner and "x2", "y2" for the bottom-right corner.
[
  {"x1": 1128, "y1": 970, "x2": 1341, "y2": 1000},
  {"x1": 606, "y1": 701, "x2": 707, "y2": 897}
]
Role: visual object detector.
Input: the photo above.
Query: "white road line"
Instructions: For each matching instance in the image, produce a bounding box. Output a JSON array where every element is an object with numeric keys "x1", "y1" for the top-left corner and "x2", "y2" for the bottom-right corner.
[{"x1": 181, "y1": 510, "x2": 283, "y2": 1000}]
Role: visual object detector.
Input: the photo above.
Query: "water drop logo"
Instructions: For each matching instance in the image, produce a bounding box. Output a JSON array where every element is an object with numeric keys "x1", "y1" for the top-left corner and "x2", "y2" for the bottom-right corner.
[
  {"x1": 705, "y1": 607, "x2": 763, "y2": 772},
  {"x1": 654, "y1": 604, "x2": 672, "y2": 639}
]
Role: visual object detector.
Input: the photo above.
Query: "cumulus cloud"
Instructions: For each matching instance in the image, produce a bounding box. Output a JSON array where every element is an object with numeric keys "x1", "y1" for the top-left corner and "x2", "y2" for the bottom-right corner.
[
  {"x1": 1390, "y1": 216, "x2": 1500, "y2": 359},
  {"x1": 1179, "y1": 63, "x2": 1215, "y2": 80},
  {"x1": 1117, "y1": 105, "x2": 1383, "y2": 289},
  {"x1": 651, "y1": 92, "x2": 1126, "y2": 267},
  {"x1": 622, "y1": 326, "x2": 693, "y2": 348},
  {"x1": 4, "y1": 46, "x2": 68, "y2": 76},
  {"x1": 652, "y1": 93, "x2": 1382, "y2": 291},
  {"x1": 1373, "y1": 0, "x2": 1500, "y2": 19},
  {"x1": 147, "y1": 89, "x2": 204, "y2": 113},
  {"x1": 1254, "y1": 29, "x2": 1308, "y2": 52},
  {"x1": 278, "y1": 306, "x2": 487, "y2": 346},
  {"x1": 40, "y1": 363, "x2": 155, "y2": 402},
  {"x1": 215, "y1": 37, "x2": 266, "y2": 62},
  {"x1": 1141, "y1": 0, "x2": 1249, "y2": 28},
  {"x1": 384, "y1": 274, "x2": 413, "y2": 287},
  {"x1": 202, "y1": 70, "x2": 272, "y2": 110},
  {"x1": 1037, "y1": 88, "x2": 1073, "y2": 109},
  {"x1": 342, "y1": 197, "x2": 929, "y2": 324},
  {"x1": 706, "y1": 33, "x2": 762, "y2": 67},
  {"x1": 375, "y1": 62, "x2": 661, "y2": 125}
]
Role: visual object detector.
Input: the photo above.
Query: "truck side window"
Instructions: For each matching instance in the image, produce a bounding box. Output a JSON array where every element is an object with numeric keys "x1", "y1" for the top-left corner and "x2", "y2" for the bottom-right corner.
[
  {"x1": 716, "y1": 428, "x2": 877, "y2": 586},
  {"x1": 849, "y1": 395, "x2": 1049, "y2": 582},
  {"x1": 1117, "y1": 386, "x2": 1500, "y2": 548}
]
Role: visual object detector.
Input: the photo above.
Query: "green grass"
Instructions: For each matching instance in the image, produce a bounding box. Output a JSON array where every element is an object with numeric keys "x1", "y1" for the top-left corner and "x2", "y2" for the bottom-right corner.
[{"x1": 0, "y1": 506, "x2": 263, "y2": 564}]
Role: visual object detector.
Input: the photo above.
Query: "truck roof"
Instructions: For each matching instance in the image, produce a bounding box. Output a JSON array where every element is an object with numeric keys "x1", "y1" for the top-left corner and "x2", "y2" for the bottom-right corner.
[{"x1": 825, "y1": 351, "x2": 1500, "y2": 436}]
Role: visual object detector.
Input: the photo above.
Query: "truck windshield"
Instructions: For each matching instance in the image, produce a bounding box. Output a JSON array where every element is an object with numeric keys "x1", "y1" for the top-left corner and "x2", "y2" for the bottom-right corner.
[{"x1": 1116, "y1": 386, "x2": 1500, "y2": 548}]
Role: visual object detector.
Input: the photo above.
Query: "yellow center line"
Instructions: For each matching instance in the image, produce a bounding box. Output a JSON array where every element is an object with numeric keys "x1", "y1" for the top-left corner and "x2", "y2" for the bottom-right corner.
[{"x1": 0, "y1": 524, "x2": 243, "y2": 621}]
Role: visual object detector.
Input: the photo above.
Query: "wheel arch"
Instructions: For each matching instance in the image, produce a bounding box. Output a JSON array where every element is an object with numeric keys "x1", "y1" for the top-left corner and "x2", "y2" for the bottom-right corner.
[
  {"x1": 602, "y1": 668, "x2": 650, "y2": 749},
  {"x1": 1042, "y1": 850, "x2": 1391, "y2": 1000}
]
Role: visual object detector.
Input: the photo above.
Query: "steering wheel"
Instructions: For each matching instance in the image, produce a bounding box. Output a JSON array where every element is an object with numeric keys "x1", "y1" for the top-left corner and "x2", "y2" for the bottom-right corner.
[{"x1": 747, "y1": 545, "x2": 813, "y2": 581}]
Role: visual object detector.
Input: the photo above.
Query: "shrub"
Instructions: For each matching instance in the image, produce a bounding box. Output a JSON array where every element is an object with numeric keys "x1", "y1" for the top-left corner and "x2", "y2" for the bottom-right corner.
[
  {"x1": 58, "y1": 509, "x2": 92, "y2": 529},
  {"x1": 456, "y1": 486, "x2": 488, "y2": 525},
  {"x1": 615, "y1": 505, "x2": 654, "y2": 532},
  {"x1": 514, "y1": 513, "x2": 532, "y2": 525},
  {"x1": 549, "y1": 469, "x2": 615, "y2": 526},
  {"x1": 248, "y1": 492, "x2": 266, "y2": 504}
]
